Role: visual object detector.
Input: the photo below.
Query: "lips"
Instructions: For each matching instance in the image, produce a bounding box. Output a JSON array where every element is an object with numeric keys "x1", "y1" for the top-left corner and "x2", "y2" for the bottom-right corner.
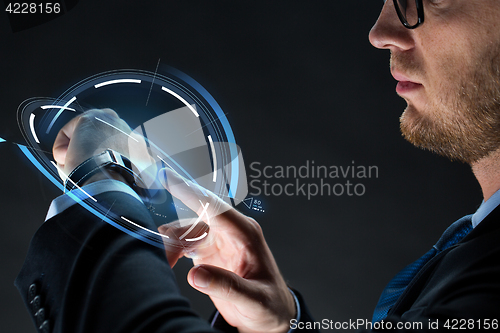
[
  {"x1": 396, "y1": 81, "x2": 423, "y2": 94},
  {"x1": 391, "y1": 70, "x2": 423, "y2": 94}
]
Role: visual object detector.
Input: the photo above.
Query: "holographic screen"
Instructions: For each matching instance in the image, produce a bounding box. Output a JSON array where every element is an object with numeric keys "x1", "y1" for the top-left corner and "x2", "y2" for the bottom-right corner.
[{"x1": 16, "y1": 68, "x2": 248, "y2": 249}]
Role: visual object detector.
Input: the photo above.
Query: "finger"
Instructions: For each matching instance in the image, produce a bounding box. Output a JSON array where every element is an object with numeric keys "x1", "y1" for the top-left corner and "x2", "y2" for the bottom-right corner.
[
  {"x1": 158, "y1": 220, "x2": 209, "y2": 240},
  {"x1": 159, "y1": 167, "x2": 265, "y2": 245},
  {"x1": 157, "y1": 224, "x2": 186, "y2": 268},
  {"x1": 158, "y1": 224, "x2": 214, "y2": 263},
  {"x1": 158, "y1": 167, "x2": 232, "y2": 218},
  {"x1": 158, "y1": 168, "x2": 212, "y2": 213},
  {"x1": 188, "y1": 265, "x2": 262, "y2": 308},
  {"x1": 158, "y1": 220, "x2": 213, "y2": 267},
  {"x1": 164, "y1": 249, "x2": 183, "y2": 268},
  {"x1": 158, "y1": 220, "x2": 209, "y2": 249}
]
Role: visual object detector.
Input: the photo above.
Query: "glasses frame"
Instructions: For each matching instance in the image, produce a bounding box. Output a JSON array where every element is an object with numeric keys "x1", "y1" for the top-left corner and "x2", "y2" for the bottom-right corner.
[{"x1": 393, "y1": 0, "x2": 424, "y2": 29}]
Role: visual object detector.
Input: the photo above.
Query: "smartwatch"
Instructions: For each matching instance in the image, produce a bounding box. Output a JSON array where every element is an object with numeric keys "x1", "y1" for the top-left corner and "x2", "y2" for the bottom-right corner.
[{"x1": 64, "y1": 149, "x2": 151, "y2": 204}]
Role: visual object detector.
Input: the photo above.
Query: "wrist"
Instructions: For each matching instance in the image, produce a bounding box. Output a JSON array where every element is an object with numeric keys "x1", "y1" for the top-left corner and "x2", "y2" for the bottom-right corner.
[
  {"x1": 65, "y1": 149, "x2": 134, "y2": 191},
  {"x1": 81, "y1": 169, "x2": 130, "y2": 187},
  {"x1": 64, "y1": 149, "x2": 151, "y2": 206}
]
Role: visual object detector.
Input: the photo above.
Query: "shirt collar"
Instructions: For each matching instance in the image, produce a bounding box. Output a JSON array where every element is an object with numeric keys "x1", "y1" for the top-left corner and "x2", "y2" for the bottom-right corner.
[{"x1": 471, "y1": 188, "x2": 500, "y2": 228}]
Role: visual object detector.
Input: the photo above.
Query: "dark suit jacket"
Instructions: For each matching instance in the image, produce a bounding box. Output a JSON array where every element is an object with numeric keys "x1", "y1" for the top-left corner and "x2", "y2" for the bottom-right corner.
[
  {"x1": 284, "y1": 207, "x2": 500, "y2": 332},
  {"x1": 16, "y1": 191, "x2": 218, "y2": 333},
  {"x1": 378, "y1": 206, "x2": 500, "y2": 331},
  {"x1": 16, "y1": 190, "x2": 317, "y2": 332}
]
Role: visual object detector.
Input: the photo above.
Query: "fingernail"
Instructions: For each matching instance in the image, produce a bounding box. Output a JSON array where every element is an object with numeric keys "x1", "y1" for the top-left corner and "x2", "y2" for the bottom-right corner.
[{"x1": 193, "y1": 267, "x2": 212, "y2": 288}]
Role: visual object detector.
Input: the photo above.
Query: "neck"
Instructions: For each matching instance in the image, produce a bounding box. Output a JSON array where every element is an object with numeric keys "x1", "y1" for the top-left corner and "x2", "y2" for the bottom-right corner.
[{"x1": 471, "y1": 148, "x2": 500, "y2": 201}]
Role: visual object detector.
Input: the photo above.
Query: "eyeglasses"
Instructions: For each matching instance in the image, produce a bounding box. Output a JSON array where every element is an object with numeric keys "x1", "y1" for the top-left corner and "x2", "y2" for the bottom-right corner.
[{"x1": 388, "y1": 0, "x2": 424, "y2": 29}]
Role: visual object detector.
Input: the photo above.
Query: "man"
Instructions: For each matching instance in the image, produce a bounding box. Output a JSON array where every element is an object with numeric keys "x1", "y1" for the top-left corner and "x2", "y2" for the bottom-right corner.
[
  {"x1": 16, "y1": 1, "x2": 500, "y2": 332},
  {"x1": 183, "y1": 0, "x2": 500, "y2": 330}
]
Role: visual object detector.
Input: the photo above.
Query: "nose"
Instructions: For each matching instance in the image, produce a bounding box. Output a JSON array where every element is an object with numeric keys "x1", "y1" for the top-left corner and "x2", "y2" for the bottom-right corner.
[{"x1": 369, "y1": 0, "x2": 414, "y2": 51}]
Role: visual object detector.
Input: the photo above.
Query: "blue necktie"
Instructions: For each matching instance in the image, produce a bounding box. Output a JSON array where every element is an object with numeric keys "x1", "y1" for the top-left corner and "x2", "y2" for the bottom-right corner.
[{"x1": 372, "y1": 215, "x2": 473, "y2": 323}]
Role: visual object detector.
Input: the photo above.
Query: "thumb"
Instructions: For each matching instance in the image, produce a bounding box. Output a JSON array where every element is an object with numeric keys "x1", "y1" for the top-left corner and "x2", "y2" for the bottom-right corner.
[{"x1": 188, "y1": 265, "x2": 258, "y2": 306}]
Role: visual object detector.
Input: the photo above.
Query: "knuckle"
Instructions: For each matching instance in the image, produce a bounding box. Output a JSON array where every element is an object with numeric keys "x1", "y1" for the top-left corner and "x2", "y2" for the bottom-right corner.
[
  {"x1": 79, "y1": 109, "x2": 100, "y2": 120},
  {"x1": 101, "y1": 108, "x2": 119, "y2": 118},
  {"x1": 246, "y1": 217, "x2": 263, "y2": 235},
  {"x1": 82, "y1": 109, "x2": 119, "y2": 124},
  {"x1": 220, "y1": 275, "x2": 241, "y2": 300},
  {"x1": 79, "y1": 109, "x2": 131, "y2": 134},
  {"x1": 83, "y1": 108, "x2": 118, "y2": 119}
]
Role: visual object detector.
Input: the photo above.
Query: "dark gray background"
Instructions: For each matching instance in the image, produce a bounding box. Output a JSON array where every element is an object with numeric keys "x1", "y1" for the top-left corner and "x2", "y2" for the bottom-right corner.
[{"x1": 0, "y1": 1, "x2": 481, "y2": 332}]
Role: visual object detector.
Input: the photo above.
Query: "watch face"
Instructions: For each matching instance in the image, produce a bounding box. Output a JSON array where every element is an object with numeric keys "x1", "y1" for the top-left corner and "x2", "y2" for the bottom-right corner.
[{"x1": 17, "y1": 68, "x2": 248, "y2": 249}]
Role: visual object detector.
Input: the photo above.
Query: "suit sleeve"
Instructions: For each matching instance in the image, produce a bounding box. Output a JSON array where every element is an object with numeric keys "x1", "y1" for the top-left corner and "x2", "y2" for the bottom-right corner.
[{"x1": 15, "y1": 191, "x2": 218, "y2": 333}]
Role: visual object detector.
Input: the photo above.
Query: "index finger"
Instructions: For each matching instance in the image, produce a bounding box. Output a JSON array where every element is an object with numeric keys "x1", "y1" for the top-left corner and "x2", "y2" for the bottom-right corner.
[
  {"x1": 158, "y1": 167, "x2": 233, "y2": 221},
  {"x1": 158, "y1": 168, "x2": 260, "y2": 234},
  {"x1": 158, "y1": 168, "x2": 266, "y2": 260}
]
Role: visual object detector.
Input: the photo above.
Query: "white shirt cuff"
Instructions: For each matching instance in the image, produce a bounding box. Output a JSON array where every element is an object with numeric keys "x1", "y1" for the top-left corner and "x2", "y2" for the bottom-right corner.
[{"x1": 45, "y1": 179, "x2": 143, "y2": 221}]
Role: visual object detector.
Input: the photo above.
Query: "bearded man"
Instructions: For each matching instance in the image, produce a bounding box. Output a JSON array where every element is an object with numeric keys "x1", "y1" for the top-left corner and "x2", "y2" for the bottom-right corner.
[
  {"x1": 183, "y1": 1, "x2": 500, "y2": 331},
  {"x1": 16, "y1": 1, "x2": 500, "y2": 332}
]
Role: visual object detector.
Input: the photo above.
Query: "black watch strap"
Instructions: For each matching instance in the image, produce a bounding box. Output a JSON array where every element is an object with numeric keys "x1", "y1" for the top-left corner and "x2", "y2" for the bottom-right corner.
[{"x1": 64, "y1": 149, "x2": 150, "y2": 204}]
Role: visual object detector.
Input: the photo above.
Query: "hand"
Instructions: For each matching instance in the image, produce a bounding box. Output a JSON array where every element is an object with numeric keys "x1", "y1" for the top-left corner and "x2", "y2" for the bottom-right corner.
[
  {"x1": 158, "y1": 168, "x2": 296, "y2": 333},
  {"x1": 52, "y1": 108, "x2": 154, "y2": 185}
]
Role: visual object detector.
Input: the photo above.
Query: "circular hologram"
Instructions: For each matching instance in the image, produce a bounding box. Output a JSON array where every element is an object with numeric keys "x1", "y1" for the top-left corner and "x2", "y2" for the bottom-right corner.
[{"x1": 17, "y1": 68, "x2": 248, "y2": 249}]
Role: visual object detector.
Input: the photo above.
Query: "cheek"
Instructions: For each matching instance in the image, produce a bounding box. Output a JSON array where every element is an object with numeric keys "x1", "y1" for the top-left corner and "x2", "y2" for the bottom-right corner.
[
  {"x1": 416, "y1": 14, "x2": 482, "y2": 85},
  {"x1": 419, "y1": 36, "x2": 472, "y2": 100}
]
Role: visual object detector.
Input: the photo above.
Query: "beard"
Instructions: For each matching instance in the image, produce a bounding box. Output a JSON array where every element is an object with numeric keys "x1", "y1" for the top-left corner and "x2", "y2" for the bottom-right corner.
[{"x1": 397, "y1": 45, "x2": 500, "y2": 164}]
